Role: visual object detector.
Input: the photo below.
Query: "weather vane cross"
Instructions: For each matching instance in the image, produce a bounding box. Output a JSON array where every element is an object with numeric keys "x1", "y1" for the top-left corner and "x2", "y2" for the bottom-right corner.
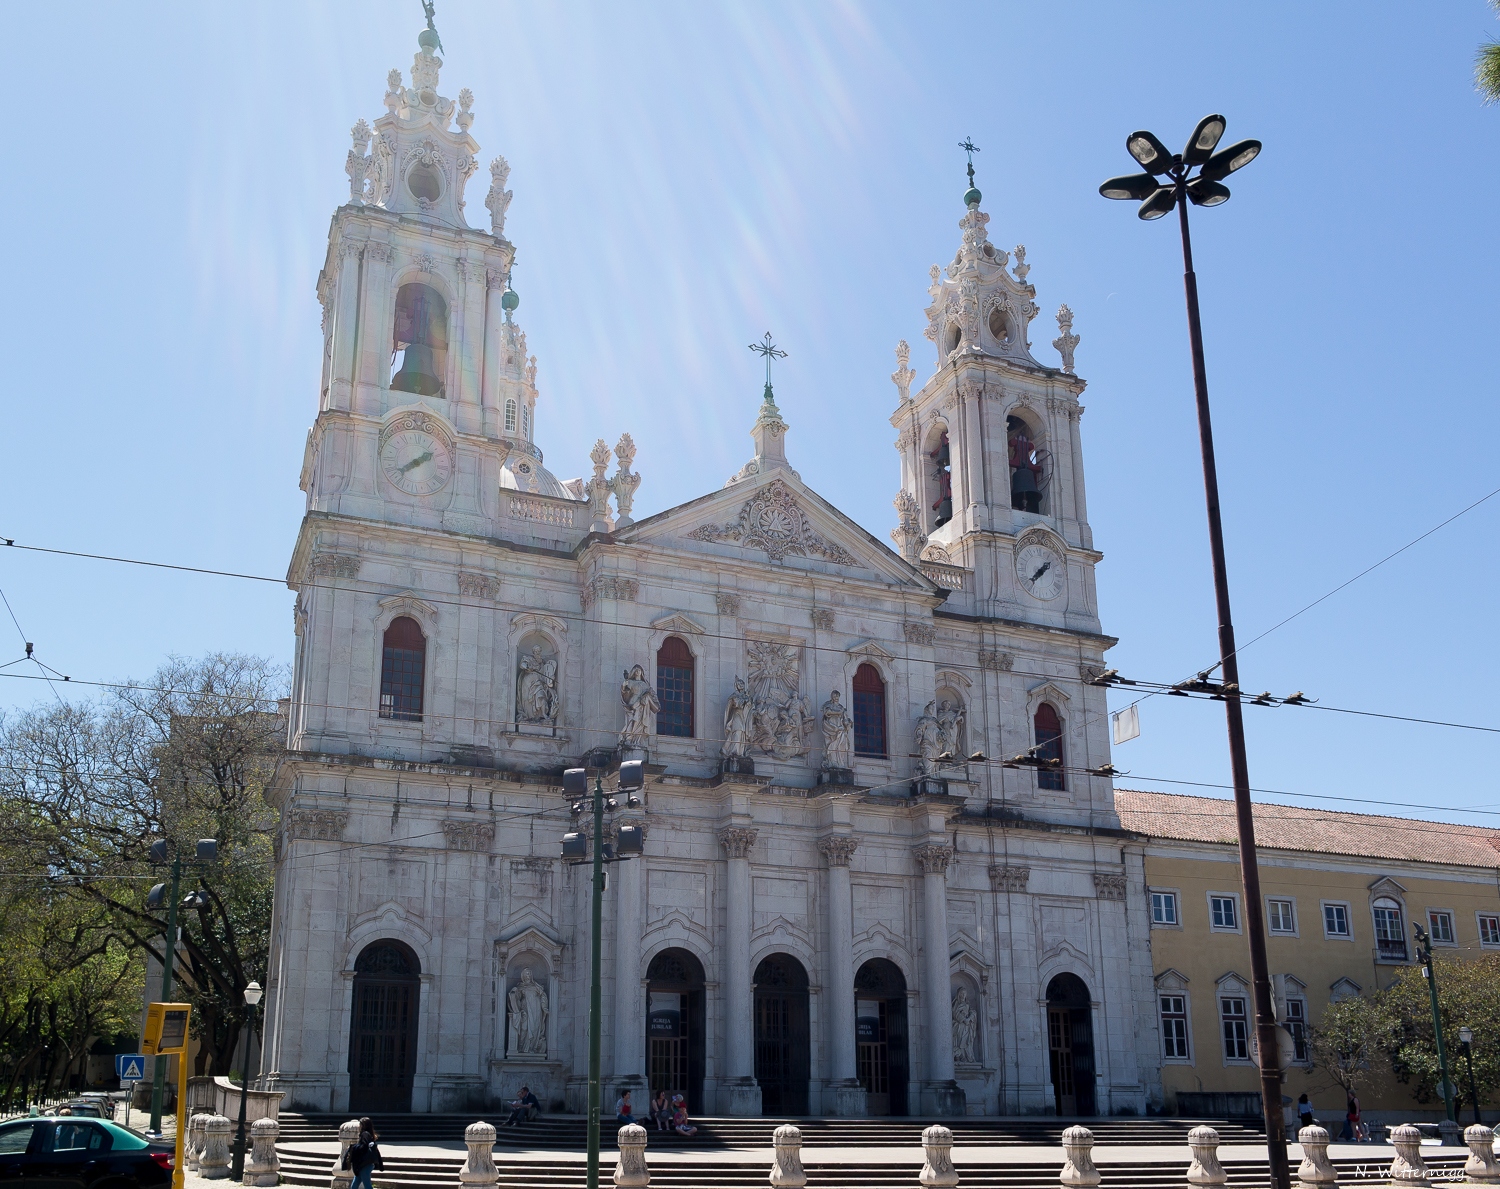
[
  {"x1": 959, "y1": 138, "x2": 980, "y2": 188},
  {"x1": 422, "y1": 1, "x2": 445, "y2": 54},
  {"x1": 748, "y1": 331, "x2": 788, "y2": 404}
]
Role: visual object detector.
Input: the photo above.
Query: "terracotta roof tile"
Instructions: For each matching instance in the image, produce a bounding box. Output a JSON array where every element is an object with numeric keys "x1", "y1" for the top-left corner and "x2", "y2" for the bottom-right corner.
[{"x1": 1114, "y1": 790, "x2": 1500, "y2": 870}]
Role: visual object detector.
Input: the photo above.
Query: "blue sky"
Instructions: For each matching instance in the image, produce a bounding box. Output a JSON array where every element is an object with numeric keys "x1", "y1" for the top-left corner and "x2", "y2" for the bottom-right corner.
[{"x1": 3, "y1": 2, "x2": 1497, "y2": 825}]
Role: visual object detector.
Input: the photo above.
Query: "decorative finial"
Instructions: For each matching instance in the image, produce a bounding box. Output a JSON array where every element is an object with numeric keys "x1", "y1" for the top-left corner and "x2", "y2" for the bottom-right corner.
[
  {"x1": 959, "y1": 138, "x2": 982, "y2": 206},
  {"x1": 1052, "y1": 305, "x2": 1080, "y2": 374},
  {"x1": 486, "y1": 156, "x2": 513, "y2": 238},
  {"x1": 891, "y1": 340, "x2": 915, "y2": 402},
  {"x1": 420, "y1": 1, "x2": 445, "y2": 55},
  {"x1": 748, "y1": 332, "x2": 788, "y2": 406}
]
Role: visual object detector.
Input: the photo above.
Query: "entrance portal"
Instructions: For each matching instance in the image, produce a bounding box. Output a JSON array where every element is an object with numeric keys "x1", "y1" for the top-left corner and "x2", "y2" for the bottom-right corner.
[
  {"x1": 1046, "y1": 973, "x2": 1096, "y2": 1116},
  {"x1": 853, "y1": 958, "x2": 909, "y2": 1116},
  {"x1": 348, "y1": 941, "x2": 420, "y2": 1113},
  {"x1": 753, "y1": 954, "x2": 810, "y2": 1115},
  {"x1": 645, "y1": 948, "x2": 705, "y2": 1113}
]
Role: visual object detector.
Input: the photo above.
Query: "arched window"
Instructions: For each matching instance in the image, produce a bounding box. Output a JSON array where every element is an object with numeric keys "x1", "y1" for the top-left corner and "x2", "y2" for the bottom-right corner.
[
  {"x1": 1034, "y1": 702, "x2": 1065, "y2": 790},
  {"x1": 379, "y1": 616, "x2": 426, "y2": 721},
  {"x1": 928, "y1": 430, "x2": 953, "y2": 529},
  {"x1": 655, "y1": 636, "x2": 694, "y2": 738},
  {"x1": 505, "y1": 398, "x2": 518, "y2": 434},
  {"x1": 1373, "y1": 897, "x2": 1407, "y2": 961},
  {"x1": 522, "y1": 403, "x2": 531, "y2": 440},
  {"x1": 390, "y1": 283, "x2": 448, "y2": 397},
  {"x1": 852, "y1": 664, "x2": 887, "y2": 759},
  {"x1": 1008, "y1": 415, "x2": 1046, "y2": 514}
]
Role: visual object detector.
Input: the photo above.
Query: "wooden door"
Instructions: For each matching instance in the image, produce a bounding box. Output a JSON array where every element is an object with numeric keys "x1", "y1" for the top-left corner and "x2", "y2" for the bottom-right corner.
[
  {"x1": 349, "y1": 977, "x2": 417, "y2": 1113},
  {"x1": 1049, "y1": 1007, "x2": 1076, "y2": 1116}
]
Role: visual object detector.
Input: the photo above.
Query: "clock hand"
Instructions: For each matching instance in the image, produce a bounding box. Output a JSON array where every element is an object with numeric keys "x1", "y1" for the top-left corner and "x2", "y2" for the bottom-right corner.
[
  {"x1": 398, "y1": 451, "x2": 433, "y2": 474},
  {"x1": 1029, "y1": 560, "x2": 1051, "y2": 583}
]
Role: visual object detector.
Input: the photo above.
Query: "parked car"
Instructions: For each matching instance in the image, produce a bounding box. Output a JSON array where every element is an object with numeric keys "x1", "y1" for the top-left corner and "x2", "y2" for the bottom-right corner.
[
  {"x1": 0, "y1": 1118, "x2": 173, "y2": 1189},
  {"x1": 54, "y1": 1103, "x2": 105, "y2": 1118}
]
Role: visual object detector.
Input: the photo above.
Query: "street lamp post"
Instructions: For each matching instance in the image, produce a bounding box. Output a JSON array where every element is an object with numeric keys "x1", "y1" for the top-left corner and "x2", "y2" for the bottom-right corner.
[
  {"x1": 561, "y1": 759, "x2": 645, "y2": 1189},
  {"x1": 230, "y1": 981, "x2": 263, "y2": 1182},
  {"x1": 1098, "y1": 115, "x2": 1291, "y2": 1189},
  {"x1": 1459, "y1": 1026, "x2": 1481, "y2": 1126},
  {"x1": 1413, "y1": 924, "x2": 1457, "y2": 1123}
]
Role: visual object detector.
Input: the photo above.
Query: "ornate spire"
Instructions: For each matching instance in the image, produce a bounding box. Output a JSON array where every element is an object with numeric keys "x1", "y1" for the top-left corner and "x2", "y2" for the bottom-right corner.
[{"x1": 728, "y1": 333, "x2": 798, "y2": 487}]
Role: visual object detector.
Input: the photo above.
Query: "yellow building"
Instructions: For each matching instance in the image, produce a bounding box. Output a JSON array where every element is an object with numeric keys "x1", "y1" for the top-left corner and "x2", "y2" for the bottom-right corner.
[{"x1": 1116, "y1": 791, "x2": 1500, "y2": 1123}]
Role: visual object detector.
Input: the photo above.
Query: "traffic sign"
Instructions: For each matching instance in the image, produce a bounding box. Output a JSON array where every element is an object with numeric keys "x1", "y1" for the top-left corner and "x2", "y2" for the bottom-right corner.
[{"x1": 116, "y1": 1054, "x2": 147, "y2": 1081}]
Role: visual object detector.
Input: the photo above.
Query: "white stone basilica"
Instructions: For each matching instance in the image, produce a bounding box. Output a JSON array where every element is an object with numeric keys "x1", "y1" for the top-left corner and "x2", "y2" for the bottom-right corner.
[{"x1": 264, "y1": 24, "x2": 1162, "y2": 1119}]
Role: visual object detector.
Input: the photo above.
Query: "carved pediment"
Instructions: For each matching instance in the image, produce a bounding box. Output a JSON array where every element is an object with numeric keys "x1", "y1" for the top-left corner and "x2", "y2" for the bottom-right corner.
[
  {"x1": 1154, "y1": 968, "x2": 1190, "y2": 991},
  {"x1": 847, "y1": 640, "x2": 895, "y2": 661},
  {"x1": 689, "y1": 479, "x2": 858, "y2": 566},
  {"x1": 651, "y1": 611, "x2": 706, "y2": 636}
]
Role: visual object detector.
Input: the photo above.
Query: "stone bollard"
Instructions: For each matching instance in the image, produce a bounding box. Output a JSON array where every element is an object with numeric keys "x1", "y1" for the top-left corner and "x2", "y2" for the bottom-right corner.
[
  {"x1": 1186, "y1": 1125, "x2": 1226, "y2": 1186},
  {"x1": 199, "y1": 1114, "x2": 233, "y2": 1180},
  {"x1": 460, "y1": 1121, "x2": 498, "y2": 1187},
  {"x1": 614, "y1": 1122, "x2": 650, "y2": 1188},
  {"x1": 244, "y1": 1117, "x2": 281, "y2": 1187},
  {"x1": 1388, "y1": 1123, "x2": 1429, "y2": 1186},
  {"x1": 920, "y1": 1124, "x2": 959, "y2": 1188},
  {"x1": 1060, "y1": 1125, "x2": 1100, "y2": 1188},
  {"x1": 769, "y1": 1124, "x2": 807, "y2": 1188},
  {"x1": 1465, "y1": 1125, "x2": 1500, "y2": 1184},
  {"x1": 187, "y1": 1112, "x2": 213, "y2": 1173},
  {"x1": 331, "y1": 1118, "x2": 362, "y2": 1189},
  {"x1": 1296, "y1": 1124, "x2": 1337, "y2": 1185}
]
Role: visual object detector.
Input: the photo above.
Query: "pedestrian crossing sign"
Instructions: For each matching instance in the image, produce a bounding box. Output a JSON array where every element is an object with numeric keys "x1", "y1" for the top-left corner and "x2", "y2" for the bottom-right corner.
[{"x1": 116, "y1": 1054, "x2": 147, "y2": 1081}]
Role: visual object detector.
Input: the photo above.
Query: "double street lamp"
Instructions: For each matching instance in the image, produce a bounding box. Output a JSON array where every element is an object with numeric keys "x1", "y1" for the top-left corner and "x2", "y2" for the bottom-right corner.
[{"x1": 1097, "y1": 115, "x2": 1289, "y2": 1189}]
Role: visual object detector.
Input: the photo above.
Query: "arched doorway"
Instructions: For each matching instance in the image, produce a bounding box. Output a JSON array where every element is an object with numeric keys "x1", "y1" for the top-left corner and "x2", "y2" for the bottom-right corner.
[
  {"x1": 1046, "y1": 973, "x2": 1096, "y2": 1116},
  {"x1": 645, "y1": 948, "x2": 705, "y2": 1113},
  {"x1": 854, "y1": 959, "x2": 909, "y2": 1117},
  {"x1": 753, "y1": 954, "x2": 810, "y2": 1115},
  {"x1": 349, "y1": 940, "x2": 420, "y2": 1113}
]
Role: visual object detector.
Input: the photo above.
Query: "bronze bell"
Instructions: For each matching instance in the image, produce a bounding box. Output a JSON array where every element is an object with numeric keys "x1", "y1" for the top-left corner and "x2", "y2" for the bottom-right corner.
[{"x1": 391, "y1": 342, "x2": 443, "y2": 396}]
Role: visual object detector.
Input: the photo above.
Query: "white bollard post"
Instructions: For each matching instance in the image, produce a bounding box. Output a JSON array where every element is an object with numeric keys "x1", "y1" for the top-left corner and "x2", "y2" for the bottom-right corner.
[
  {"x1": 614, "y1": 1122, "x2": 650, "y2": 1188},
  {"x1": 331, "y1": 1118, "x2": 362, "y2": 1189},
  {"x1": 244, "y1": 1117, "x2": 281, "y2": 1187},
  {"x1": 1465, "y1": 1124, "x2": 1500, "y2": 1184},
  {"x1": 187, "y1": 1112, "x2": 213, "y2": 1172},
  {"x1": 1295, "y1": 1124, "x2": 1337, "y2": 1185},
  {"x1": 920, "y1": 1124, "x2": 959, "y2": 1188},
  {"x1": 460, "y1": 1121, "x2": 499, "y2": 1187},
  {"x1": 1187, "y1": 1124, "x2": 1227, "y2": 1186},
  {"x1": 199, "y1": 1115, "x2": 233, "y2": 1180},
  {"x1": 1387, "y1": 1123, "x2": 1429, "y2": 1186},
  {"x1": 769, "y1": 1124, "x2": 807, "y2": 1188},
  {"x1": 1060, "y1": 1125, "x2": 1100, "y2": 1188}
]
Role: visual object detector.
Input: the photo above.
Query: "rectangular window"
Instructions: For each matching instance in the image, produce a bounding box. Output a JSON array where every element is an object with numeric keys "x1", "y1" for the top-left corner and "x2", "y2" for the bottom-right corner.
[
  {"x1": 1286, "y1": 998, "x2": 1309, "y2": 1064},
  {"x1": 1160, "y1": 995, "x2": 1190, "y2": 1060},
  {"x1": 1428, "y1": 910, "x2": 1455, "y2": 945},
  {"x1": 1479, "y1": 914, "x2": 1500, "y2": 948},
  {"x1": 1151, "y1": 891, "x2": 1179, "y2": 926},
  {"x1": 1267, "y1": 898, "x2": 1296, "y2": 934},
  {"x1": 1210, "y1": 895, "x2": 1238, "y2": 931},
  {"x1": 1323, "y1": 902, "x2": 1351, "y2": 938},
  {"x1": 1373, "y1": 902, "x2": 1407, "y2": 960},
  {"x1": 1220, "y1": 996, "x2": 1248, "y2": 1061}
]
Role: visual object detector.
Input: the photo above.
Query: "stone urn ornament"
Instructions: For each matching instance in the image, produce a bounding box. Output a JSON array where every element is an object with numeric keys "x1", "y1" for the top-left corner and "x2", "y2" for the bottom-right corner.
[
  {"x1": 1465, "y1": 1124, "x2": 1500, "y2": 1184},
  {"x1": 1059, "y1": 1124, "x2": 1100, "y2": 1188},
  {"x1": 1295, "y1": 1124, "x2": 1337, "y2": 1185},
  {"x1": 460, "y1": 1121, "x2": 499, "y2": 1187},
  {"x1": 1388, "y1": 1123, "x2": 1429, "y2": 1185},
  {"x1": 197, "y1": 1115, "x2": 232, "y2": 1180},
  {"x1": 245, "y1": 1118, "x2": 281, "y2": 1188},
  {"x1": 614, "y1": 1122, "x2": 650, "y2": 1188},
  {"x1": 1186, "y1": 1124, "x2": 1226, "y2": 1186},
  {"x1": 919, "y1": 1124, "x2": 960, "y2": 1187},
  {"x1": 769, "y1": 1123, "x2": 806, "y2": 1188}
]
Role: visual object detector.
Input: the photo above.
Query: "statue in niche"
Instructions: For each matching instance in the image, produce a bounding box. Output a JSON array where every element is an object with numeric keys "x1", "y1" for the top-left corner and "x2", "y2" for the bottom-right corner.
[
  {"x1": 821, "y1": 690, "x2": 853, "y2": 769},
  {"x1": 507, "y1": 968, "x2": 549, "y2": 1056},
  {"x1": 951, "y1": 986, "x2": 978, "y2": 1064},
  {"x1": 618, "y1": 664, "x2": 660, "y2": 750},
  {"x1": 937, "y1": 699, "x2": 966, "y2": 759},
  {"x1": 516, "y1": 643, "x2": 558, "y2": 725},
  {"x1": 722, "y1": 677, "x2": 755, "y2": 758},
  {"x1": 915, "y1": 701, "x2": 944, "y2": 775}
]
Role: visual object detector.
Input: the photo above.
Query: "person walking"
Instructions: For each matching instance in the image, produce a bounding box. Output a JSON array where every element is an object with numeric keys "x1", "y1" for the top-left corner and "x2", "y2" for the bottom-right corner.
[
  {"x1": 614, "y1": 1090, "x2": 635, "y2": 1125},
  {"x1": 1297, "y1": 1094, "x2": 1315, "y2": 1133},
  {"x1": 348, "y1": 1118, "x2": 383, "y2": 1189}
]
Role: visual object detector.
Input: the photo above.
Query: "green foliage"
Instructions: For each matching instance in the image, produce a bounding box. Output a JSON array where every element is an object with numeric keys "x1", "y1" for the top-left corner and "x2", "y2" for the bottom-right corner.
[
  {"x1": 1479, "y1": 0, "x2": 1500, "y2": 103},
  {"x1": 1308, "y1": 992, "x2": 1390, "y2": 1098},
  {"x1": 1380, "y1": 955, "x2": 1500, "y2": 1111},
  {"x1": 0, "y1": 653, "x2": 286, "y2": 1082}
]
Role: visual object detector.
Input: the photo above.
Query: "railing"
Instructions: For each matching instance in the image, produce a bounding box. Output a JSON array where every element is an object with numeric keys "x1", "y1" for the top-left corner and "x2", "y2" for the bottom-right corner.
[
  {"x1": 1376, "y1": 937, "x2": 1409, "y2": 962},
  {"x1": 919, "y1": 562, "x2": 970, "y2": 590},
  {"x1": 507, "y1": 495, "x2": 582, "y2": 528}
]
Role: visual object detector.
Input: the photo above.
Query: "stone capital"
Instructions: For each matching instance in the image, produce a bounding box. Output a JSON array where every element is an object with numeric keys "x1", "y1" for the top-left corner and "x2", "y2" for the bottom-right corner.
[
  {"x1": 988, "y1": 865, "x2": 1030, "y2": 893},
  {"x1": 913, "y1": 842, "x2": 954, "y2": 876},
  {"x1": 818, "y1": 836, "x2": 858, "y2": 868},
  {"x1": 718, "y1": 826, "x2": 758, "y2": 860}
]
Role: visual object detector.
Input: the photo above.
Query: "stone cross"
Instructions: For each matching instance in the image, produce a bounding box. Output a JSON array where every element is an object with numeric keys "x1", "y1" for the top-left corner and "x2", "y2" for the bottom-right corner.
[
  {"x1": 1295, "y1": 1124, "x2": 1336, "y2": 1185},
  {"x1": 614, "y1": 1122, "x2": 650, "y2": 1188},
  {"x1": 1059, "y1": 1125, "x2": 1100, "y2": 1187},
  {"x1": 1187, "y1": 1124, "x2": 1226, "y2": 1185},
  {"x1": 919, "y1": 1124, "x2": 959, "y2": 1187},
  {"x1": 769, "y1": 1123, "x2": 806, "y2": 1188}
]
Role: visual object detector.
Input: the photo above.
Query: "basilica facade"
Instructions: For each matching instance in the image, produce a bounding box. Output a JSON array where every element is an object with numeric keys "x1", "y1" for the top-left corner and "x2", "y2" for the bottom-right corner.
[{"x1": 263, "y1": 25, "x2": 1162, "y2": 1118}]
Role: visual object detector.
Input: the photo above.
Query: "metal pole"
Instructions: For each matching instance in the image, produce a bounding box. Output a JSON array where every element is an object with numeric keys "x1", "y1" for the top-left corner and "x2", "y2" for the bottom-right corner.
[
  {"x1": 586, "y1": 773, "x2": 604, "y2": 1189},
  {"x1": 1464, "y1": 1043, "x2": 1481, "y2": 1126},
  {"x1": 1417, "y1": 932, "x2": 1456, "y2": 1122},
  {"x1": 1174, "y1": 183, "x2": 1291, "y2": 1189},
  {"x1": 230, "y1": 1001, "x2": 256, "y2": 1181},
  {"x1": 149, "y1": 856, "x2": 182, "y2": 1135}
]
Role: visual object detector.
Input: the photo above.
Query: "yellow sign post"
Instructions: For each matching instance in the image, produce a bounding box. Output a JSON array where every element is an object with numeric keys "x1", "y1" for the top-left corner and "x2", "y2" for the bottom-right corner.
[{"x1": 143, "y1": 1003, "x2": 192, "y2": 1189}]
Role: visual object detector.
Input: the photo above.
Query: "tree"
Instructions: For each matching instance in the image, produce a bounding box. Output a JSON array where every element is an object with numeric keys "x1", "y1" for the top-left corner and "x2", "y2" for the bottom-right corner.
[
  {"x1": 0, "y1": 654, "x2": 286, "y2": 1076},
  {"x1": 1378, "y1": 954, "x2": 1500, "y2": 1113},
  {"x1": 1309, "y1": 991, "x2": 1390, "y2": 1101},
  {"x1": 1479, "y1": 0, "x2": 1500, "y2": 103}
]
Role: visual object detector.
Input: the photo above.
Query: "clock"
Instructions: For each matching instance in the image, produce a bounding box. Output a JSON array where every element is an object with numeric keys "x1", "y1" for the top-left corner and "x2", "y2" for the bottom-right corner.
[
  {"x1": 1015, "y1": 542, "x2": 1066, "y2": 601},
  {"x1": 380, "y1": 429, "x2": 452, "y2": 496}
]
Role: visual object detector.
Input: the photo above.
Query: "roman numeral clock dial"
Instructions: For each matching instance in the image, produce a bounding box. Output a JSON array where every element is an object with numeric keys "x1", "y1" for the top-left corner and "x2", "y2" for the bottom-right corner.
[
  {"x1": 1015, "y1": 542, "x2": 1066, "y2": 601},
  {"x1": 380, "y1": 430, "x2": 452, "y2": 496}
]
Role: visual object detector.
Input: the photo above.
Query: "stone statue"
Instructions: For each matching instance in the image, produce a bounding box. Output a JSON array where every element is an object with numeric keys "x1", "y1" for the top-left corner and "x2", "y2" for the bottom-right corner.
[
  {"x1": 821, "y1": 691, "x2": 853, "y2": 769},
  {"x1": 915, "y1": 701, "x2": 944, "y2": 775},
  {"x1": 937, "y1": 700, "x2": 965, "y2": 758},
  {"x1": 619, "y1": 664, "x2": 660, "y2": 749},
  {"x1": 951, "y1": 986, "x2": 977, "y2": 1064},
  {"x1": 516, "y1": 644, "x2": 558, "y2": 725},
  {"x1": 507, "y1": 968, "x2": 549, "y2": 1056},
  {"x1": 722, "y1": 677, "x2": 754, "y2": 758}
]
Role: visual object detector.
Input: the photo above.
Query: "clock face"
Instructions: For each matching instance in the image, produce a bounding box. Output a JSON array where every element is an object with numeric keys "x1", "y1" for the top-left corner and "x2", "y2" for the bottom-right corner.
[
  {"x1": 1015, "y1": 543, "x2": 1066, "y2": 601},
  {"x1": 380, "y1": 430, "x2": 452, "y2": 496}
]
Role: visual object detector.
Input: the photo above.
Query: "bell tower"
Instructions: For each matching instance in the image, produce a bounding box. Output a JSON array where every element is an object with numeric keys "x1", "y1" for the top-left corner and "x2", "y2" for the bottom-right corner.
[
  {"x1": 298, "y1": 19, "x2": 544, "y2": 538},
  {"x1": 889, "y1": 165, "x2": 1101, "y2": 634}
]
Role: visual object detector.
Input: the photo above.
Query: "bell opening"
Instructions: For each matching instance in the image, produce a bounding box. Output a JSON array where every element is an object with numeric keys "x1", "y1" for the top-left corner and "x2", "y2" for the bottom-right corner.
[{"x1": 391, "y1": 282, "x2": 449, "y2": 397}]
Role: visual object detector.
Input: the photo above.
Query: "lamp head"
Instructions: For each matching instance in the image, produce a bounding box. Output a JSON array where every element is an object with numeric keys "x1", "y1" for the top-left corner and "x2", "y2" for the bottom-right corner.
[
  {"x1": 1099, "y1": 172, "x2": 1160, "y2": 201},
  {"x1": 562, "y1": 767, "x2": 587, "y2": 796},
  {"x1": 1199, "y1": 139, "x2": 1261, "y2": 182},
  {"x1": 195, "y1": 839, "x2": 219, "y2": 863},
  {"x1": 1126, "y1": 130, "x2": 1175, "y2": 175},
  {"x1": 1187, "y1": 177, "x2": 1231, "y2": 207},
  {"x1": 1183, "y1": 114, "x2": 1227, "y2": 165},
  {"x1": 1460, "y1": 1025, "x2": 1474, "y2": 1045},
  {"x1": 243, "y1": 981, "x2": 263, "y2": 1007},
  {"x1": 1137, "y1": 185, "x2": 1178, "y2": 221}
]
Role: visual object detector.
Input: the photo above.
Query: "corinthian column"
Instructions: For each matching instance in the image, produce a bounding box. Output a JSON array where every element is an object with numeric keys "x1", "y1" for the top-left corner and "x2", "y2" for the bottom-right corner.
[
  {"x1": 819, "y1": 835, "x2": 865, "y2": 1116},
  {"x1": 612, "y1": 819, "x2": 647, "y2": 1094},
  {"x1": 718, "y1": 827, "x2": 761, "y2": 1116},
  {"x1": 914, "y1": 842, "x2": 965, "y2": 1116}
]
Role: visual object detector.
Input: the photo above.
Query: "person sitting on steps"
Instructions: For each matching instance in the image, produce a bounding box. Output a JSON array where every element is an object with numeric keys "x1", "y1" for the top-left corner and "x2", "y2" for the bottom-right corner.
[
  {"x1": 614, "y1": 1089, "x2": 634, "y2": 1125},
  {"x1": 651, "y1": 1091, "x2": 671, "y2": 1132},
  {"x1": 504, "y1": 1085, "x2": 539, "y2": 1126},
  {"x1": 670, "y1": 1094, "x2": 696, "y2": 1136}
]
